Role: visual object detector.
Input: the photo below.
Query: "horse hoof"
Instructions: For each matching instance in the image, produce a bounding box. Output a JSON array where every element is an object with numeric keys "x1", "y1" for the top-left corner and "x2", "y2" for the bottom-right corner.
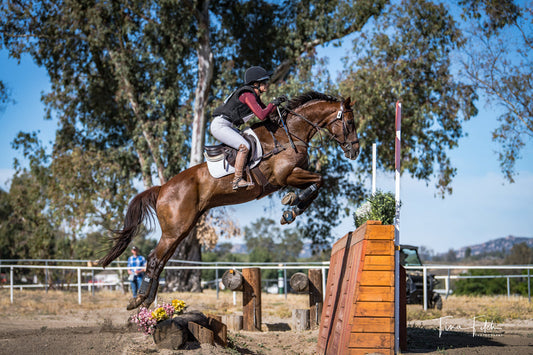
[
  {"x1": 281, "y1": 192, "x2": 298, "y2": 205},
  {"x1": 280, "y1": 210, "x2": 296, "y2": 225},
  {"x1": 126, "y1": 297, "x2": 143, "y2": 310}
]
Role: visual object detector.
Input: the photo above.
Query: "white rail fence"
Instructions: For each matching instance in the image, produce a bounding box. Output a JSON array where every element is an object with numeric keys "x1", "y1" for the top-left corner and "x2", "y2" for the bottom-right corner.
[
  {"x1": 0, "y1": 260, "x2": 330, "y2": 305},
  {"x1": 1, "y1": 260, "x2": 531, "y2": 308},
  {"x1": 404, "y1": 265, "x2": 533, "y2": 310}
]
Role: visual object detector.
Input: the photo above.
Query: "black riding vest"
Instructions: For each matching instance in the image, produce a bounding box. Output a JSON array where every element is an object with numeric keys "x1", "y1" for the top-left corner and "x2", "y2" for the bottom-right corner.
[{"x1": 213, "y1": 86, "x2": 261, "y2": 126}]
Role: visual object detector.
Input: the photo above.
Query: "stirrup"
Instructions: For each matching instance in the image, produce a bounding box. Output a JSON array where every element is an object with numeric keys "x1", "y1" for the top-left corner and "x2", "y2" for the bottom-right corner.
[{"x1": 232, "y1": 177, "x2": 254, "y2": 190}]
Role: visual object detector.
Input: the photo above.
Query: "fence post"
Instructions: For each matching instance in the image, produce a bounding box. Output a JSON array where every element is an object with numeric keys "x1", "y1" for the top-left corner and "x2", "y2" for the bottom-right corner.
[
  {"x1": 507, "y1": 276, "x2": 510, "y2": 299},
  {"x1": 283, "y1": 265, "x2": 287, "y2": 300},
  {"x1": 308, "y1": 268, "x2": 323, "y2": 328},
  {"x1": 10, "y1": 266, "x2": 14, "y2": 304},
  {"x1": 215, "y1": 263, "x2": 219, "y2": 299},
  {"x1": 446, "y1": 269, "x2": 451, "y2": 299},
  {"x1": 77, "y1": 267, "x2": 82, "y2": 305},
  {"x1": 423, "y1": 266, "x2": 428, "y2": 311},
  {"x1": 45, "y1": 260, "x2": 49, "y2": 293},
  {"x1": 322, "y1": 266, "x2": 327, "y2": 301},
  {"x1": 242, "y1": 267, "x2": 261, "y2": 331},
  {"x1": 527, "y1": 267, "x2": 531, "y2": 303}
]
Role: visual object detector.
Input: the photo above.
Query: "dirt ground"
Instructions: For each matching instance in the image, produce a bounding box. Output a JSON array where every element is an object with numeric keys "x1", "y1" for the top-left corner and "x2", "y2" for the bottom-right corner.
[{"x1": 0, "y1": 290, "x2": 532, "y2": 354}]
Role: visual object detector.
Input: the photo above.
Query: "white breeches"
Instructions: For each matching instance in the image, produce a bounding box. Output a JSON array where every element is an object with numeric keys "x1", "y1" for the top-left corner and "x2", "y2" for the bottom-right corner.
[{"x1": 210, "y1": 116, "x2": 250, "y2": 150}]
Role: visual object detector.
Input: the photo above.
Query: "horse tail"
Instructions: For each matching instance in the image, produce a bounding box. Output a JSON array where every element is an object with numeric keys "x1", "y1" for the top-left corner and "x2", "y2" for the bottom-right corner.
[{"x1": 99, "y1": 186, "x2": 161, "y2": 267}]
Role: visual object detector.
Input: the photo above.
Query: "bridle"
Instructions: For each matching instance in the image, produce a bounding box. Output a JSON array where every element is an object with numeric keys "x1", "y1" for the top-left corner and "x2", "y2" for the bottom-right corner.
[{"x1": 282, "y1": 101, "x2": 359, "y2": 154}]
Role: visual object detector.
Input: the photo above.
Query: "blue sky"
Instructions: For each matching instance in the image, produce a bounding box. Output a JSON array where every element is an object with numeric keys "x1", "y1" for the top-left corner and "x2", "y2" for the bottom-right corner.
[{"x1": 1, "y1": 46, "x2": 532, "y2": 255}]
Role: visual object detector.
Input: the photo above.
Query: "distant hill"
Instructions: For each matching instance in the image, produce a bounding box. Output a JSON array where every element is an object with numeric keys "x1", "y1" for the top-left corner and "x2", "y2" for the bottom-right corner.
[{"x1": 450, "y1": 235, "x2": 533, "y2": 259}]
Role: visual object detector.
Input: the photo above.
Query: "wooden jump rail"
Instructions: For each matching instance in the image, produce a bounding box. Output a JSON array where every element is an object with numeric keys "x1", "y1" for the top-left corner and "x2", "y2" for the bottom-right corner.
[{"x1": 317, "y1": 220, "x2": 406, "y2": 355}]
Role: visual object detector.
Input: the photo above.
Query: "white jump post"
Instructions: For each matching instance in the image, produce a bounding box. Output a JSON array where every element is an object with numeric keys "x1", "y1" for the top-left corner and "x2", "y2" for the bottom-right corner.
[
  {"x1": 394, "y1": 101, "x2": 402, "y2": 353},
  {"x1": 372, "y1": 143, "x2": 377, "y2": 194}
]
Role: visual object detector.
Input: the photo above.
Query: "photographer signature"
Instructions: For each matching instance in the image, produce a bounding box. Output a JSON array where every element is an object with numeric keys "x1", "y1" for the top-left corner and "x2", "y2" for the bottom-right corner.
[{"x1": 435, "y1": 315, "x2": 504, "y2": 338}]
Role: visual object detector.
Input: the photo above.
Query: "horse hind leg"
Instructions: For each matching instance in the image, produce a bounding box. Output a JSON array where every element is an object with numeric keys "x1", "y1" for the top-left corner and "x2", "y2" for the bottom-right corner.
[{"x1": 127, "y1": 212, "x2": 203, "y2": 309}]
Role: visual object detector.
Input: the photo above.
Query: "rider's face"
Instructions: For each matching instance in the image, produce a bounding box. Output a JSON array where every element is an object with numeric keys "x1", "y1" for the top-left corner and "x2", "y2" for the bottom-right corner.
[{"x1": 258, "y1": 81, "x2": 268, "y2": 94}]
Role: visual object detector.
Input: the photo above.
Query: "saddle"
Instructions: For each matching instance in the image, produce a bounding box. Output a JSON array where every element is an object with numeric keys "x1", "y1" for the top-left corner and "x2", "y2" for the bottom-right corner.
[{"x1": 204, "y1": 132, "x2": 259, "y2": 168}]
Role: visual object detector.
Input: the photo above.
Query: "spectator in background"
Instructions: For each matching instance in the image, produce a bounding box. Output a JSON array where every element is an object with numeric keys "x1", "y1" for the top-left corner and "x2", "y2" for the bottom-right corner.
[{"x1": 127, "y1": 246, "x2": 146, "y2": 298}]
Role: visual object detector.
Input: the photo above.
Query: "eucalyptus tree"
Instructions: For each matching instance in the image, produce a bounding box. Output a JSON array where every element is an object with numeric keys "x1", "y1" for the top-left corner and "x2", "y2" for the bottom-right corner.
[
  {"x1": 459, "y1": 0, "x2": 532, "y2": 182},
  {"x1": 0, "y1": 0, "x2": 388, "y2": 290},
  {"x1": 339, "y1": 0, "x2": 478, "y2": 196}
]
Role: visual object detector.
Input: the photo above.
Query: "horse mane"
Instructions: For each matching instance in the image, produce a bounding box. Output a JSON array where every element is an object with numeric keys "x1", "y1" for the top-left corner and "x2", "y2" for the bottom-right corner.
[{"x1": 286, "y1": 91, "x2": 340, "y2": 110}]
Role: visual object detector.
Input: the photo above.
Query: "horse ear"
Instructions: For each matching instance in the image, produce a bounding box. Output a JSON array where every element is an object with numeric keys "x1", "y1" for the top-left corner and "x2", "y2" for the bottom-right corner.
[{"x1": 343, "y1": 97, "x2": 352, "y2": 107}]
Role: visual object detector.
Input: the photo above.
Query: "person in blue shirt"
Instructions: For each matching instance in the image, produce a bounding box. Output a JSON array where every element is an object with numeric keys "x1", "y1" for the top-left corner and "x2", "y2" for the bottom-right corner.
[{"x1": 127, "y1": 246, "x2": 146, "y2": 298}]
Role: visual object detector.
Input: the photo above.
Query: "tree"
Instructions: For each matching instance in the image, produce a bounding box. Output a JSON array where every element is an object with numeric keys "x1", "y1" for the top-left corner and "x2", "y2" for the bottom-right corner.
[
  {"x1": 459, "y1": 0, "x2": 532, "y2": 182},
  {"x1": 339, "y1": 0, "x2": 478, "y2": 196},
  {"x1": 0, "y1": 0, "x2": 388, "y2": 289},
  {"x1": 504, "y1": 242, "x2": 533, "y2": 265}
]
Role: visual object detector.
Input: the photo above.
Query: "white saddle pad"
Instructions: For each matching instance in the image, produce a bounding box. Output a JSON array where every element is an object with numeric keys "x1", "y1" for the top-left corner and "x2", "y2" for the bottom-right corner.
[{"x1": 204, "y1": 128, "x2": 263, "y2": 178}]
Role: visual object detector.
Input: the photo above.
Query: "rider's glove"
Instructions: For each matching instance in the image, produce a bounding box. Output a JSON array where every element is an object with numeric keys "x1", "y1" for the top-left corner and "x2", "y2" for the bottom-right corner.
[{"x1": 272, "y1": 95, "x2": 288, "y2": 106}]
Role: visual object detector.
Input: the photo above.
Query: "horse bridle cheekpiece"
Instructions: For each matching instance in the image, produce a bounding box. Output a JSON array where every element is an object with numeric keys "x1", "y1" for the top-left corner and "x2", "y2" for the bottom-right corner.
[{"x1": 326, "y1": 102, "x2": 358, "y2": 153}]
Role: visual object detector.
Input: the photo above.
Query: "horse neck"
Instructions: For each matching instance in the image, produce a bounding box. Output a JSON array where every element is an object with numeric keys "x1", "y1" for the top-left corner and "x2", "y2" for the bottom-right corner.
[{"x1": 288, "y1": 101, "x2": 337, "y2": 143}]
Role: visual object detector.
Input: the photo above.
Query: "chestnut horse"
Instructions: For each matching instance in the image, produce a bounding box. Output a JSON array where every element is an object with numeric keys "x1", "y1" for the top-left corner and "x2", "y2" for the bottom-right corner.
[{"x1": 99, "y1": 91, "x2": 359, "y2": 310}]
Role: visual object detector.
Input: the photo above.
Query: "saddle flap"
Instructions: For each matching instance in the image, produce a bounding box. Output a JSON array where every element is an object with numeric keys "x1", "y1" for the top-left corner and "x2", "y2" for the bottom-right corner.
[{"x1": 204, "y1": 130, "x2": 260, "y2": 168}]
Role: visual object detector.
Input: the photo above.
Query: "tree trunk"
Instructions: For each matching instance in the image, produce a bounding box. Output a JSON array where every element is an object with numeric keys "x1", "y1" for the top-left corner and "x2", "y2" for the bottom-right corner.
[
  {"x1": 190, "y1": 0, "x2": 213, "y2": 167},
  {"x1": 163, "y1": 0, "x2": 214, "y2": 292}
]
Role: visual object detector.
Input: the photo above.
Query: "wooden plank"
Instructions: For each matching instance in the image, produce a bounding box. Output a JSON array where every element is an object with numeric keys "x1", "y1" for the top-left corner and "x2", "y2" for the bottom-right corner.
[
  {"x1": 355, "y1": 286, "x2": 394, "y2": 302},
  {"x1": 364, "y1": 240, "x2": 395, "y2": 255},
  {"x1": 351, "y1": 317, "x2": 394, "y2": 333},
  {"x1": 365, "y1": 225, "x2": 394, "y2": 240},
  {"x1": 348, "y1": 332, "x2": 394, "y2": 349},
  {"x1": 354, "y1": 301, "x2": 394, "y2": 318},
  {"x1": 331, "y1": 233, "x2": 349, "y2": 255},
  {"x1": 363, "y1": 255, "x2": 394, "y2": 271},
  {"x1": 346, "y1": 348, "x2": 394, "y2": 355},
  {"x1": 188, "y1": 321, "x2": 214, "y2": 345},
  {"x1": 359, "y1": 271, "x2": 394, "y2": 286},
  {"x1": 205, "y1": 314, "x2": 228, "y2": 347}
]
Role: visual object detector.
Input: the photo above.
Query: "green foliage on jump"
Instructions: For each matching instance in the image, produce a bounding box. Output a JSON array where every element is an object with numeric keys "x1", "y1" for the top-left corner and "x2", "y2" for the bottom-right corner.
[{"x1": 354, "y1": 191, "x2": 398, "y2": 229}]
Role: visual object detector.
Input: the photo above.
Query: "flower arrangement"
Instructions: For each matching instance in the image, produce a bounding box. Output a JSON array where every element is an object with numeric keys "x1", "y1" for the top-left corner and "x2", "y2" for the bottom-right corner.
[{"x1": 131, "y1": 299, "x2": 187, "y2": 335}]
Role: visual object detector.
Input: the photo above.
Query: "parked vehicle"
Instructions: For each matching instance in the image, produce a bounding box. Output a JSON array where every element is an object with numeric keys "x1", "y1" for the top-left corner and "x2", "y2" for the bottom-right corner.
[{"x1": 400, "y1": 245, "x2": 443, "y2": 310}]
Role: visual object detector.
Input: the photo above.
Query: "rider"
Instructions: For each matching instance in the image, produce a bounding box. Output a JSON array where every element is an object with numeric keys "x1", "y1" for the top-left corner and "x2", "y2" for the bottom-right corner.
[{"x1": 211, "y1": 66, "x2": 286, "y2": 190}]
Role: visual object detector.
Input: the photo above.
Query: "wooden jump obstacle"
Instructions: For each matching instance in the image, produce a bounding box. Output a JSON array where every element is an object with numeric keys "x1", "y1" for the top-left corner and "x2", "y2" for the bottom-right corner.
[
  {"x1": 221, "y1": 267, "x2": 262, "y2": 331},
  {"x1": 317, "y1": 220, "x2": 406, "y2": 355},
  {"x1": 290, "y1": 269, "x2": 323, "y2": 329}
]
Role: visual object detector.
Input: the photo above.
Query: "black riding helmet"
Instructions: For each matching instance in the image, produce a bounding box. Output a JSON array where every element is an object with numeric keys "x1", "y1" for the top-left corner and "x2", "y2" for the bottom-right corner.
[{"x1": 244, "y1": 66, "x2": 270, "y2": 85}]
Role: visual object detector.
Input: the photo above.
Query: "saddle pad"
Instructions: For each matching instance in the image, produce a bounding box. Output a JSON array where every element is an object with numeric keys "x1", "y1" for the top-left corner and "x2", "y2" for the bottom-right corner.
[{"x1": 205, "y1": 128, "x2": 262, "y2": 178}]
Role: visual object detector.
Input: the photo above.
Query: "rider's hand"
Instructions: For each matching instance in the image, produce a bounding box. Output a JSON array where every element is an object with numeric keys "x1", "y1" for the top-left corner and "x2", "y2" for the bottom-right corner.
[{"x1": 272, "y1": 95, "x2": 288, "y2": 106}]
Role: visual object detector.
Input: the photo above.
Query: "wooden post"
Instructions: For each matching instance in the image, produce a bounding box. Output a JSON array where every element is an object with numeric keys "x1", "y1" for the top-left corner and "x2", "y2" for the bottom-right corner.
[
  {"x1": 292, "y1": 309, "x2": 310, "y2": 331},
  {"x1": 221, "y1": 314, "x2": 243, "y2": 331},
  {"x1": 309, "y1": 268, "x2": 323, "y2": 328},
  {"x1": 242, "y1": 267, "x2": 261, "y2": 331}
]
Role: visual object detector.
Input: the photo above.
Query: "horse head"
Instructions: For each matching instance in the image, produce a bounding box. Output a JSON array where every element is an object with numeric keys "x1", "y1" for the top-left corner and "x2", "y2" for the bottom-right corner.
[{"x1": 325, "y1": 97, "x2": 360, "y2": 160}]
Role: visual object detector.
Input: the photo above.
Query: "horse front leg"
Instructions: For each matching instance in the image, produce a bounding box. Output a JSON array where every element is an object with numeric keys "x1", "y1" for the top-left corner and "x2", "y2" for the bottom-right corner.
[{"x1": 280, "y1": 168, "x2": 323, "y2": 225}]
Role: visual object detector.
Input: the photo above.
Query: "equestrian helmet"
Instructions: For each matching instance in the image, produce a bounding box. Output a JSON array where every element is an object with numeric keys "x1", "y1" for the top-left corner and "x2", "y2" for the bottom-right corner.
[{"x1": 244, "y1": 66, "x2": 270, "y2": 85}]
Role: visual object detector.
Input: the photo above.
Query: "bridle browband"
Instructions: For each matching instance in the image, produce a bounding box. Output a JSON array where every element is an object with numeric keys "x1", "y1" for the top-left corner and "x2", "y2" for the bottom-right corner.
[{"x1": 282, "y1": 101, "x2": 359, "y2": 152}]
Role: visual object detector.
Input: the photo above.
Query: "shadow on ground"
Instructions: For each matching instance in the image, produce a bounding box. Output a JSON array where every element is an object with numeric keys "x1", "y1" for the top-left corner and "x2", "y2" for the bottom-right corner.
[{"x1": 406, "y1": 326, "x2": 506, "y2": 353}]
